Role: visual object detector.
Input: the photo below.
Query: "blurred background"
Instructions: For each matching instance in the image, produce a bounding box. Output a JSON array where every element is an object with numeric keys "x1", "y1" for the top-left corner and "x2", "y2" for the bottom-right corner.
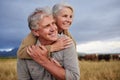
[{"x1": 0, "y1": 0, "x2": 120, "y2": 56}]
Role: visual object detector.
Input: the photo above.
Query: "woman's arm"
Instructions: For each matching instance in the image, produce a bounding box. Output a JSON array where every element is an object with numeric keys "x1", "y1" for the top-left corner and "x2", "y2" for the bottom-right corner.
[
  {"x1": 17, "y1": 32, "x2": 37, "y2": 59},
  {"x1": 17, "y1": 33, "x2": 72, "y2": 59}
]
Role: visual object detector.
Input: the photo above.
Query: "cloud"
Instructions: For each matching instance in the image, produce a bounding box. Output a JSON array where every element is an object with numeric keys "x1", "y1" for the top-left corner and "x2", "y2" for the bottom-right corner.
[
  {"x1": 77, "y1": 40, "x2": 120, "y2": 53},
  {"x1": 70, "y1": 0, "x2": 120, "y2": 44},
  {"x1": 0, "y1": 0, "x2": 120, "y2": 54}
]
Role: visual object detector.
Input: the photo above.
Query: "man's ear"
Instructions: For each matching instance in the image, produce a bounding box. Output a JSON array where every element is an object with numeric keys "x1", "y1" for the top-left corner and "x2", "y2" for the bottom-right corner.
[{"x1": 31, "y1": 29, "x2": 39, "y2": 37}]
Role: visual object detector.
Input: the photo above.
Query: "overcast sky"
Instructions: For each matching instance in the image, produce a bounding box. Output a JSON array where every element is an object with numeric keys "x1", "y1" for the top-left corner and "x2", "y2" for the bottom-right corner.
[{"x1": 0, "y1": 0, "x2": 120, "y2": 53}]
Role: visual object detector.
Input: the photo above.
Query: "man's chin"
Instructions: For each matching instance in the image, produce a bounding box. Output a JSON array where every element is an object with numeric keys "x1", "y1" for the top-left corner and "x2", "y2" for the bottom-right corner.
[
  {"x1": 52, "y1": 38, "x2": 58, "y2": 41},
  {"x1": 48, "y1": 37, "x2": 58, "y2": 41}
]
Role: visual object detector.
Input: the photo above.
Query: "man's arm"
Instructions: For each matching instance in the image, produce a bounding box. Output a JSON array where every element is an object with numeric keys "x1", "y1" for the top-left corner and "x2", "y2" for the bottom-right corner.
[
  {"x1": 27, "y1": 45, "x2": 66, "y2": 80},
  {"x1": 27, "y1": 44, "x2": 80, "y2": 80}
]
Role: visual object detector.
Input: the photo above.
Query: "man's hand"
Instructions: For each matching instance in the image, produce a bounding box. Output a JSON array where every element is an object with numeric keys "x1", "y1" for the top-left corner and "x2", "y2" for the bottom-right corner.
[
  {"x1": 27, "y1": 45, "x2": 61, "y2": 67},
  {"x1": 27, "y1": 45, "x2": 49, "y2": 65},
  {"x1": 27, "y1": 45, "x2": 65, "y2": 80}
]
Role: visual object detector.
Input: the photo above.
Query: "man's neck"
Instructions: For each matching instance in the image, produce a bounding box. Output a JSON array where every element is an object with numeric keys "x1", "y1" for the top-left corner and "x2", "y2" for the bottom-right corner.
[{"x1": 38, "y1": 38, "x2": 55, "y2": 46}]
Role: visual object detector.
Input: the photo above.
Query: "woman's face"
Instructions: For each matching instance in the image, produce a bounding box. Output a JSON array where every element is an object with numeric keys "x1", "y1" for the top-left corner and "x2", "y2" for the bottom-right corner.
[{"x1": 55, "y1": 7, "x2": 73, "y2": 32}]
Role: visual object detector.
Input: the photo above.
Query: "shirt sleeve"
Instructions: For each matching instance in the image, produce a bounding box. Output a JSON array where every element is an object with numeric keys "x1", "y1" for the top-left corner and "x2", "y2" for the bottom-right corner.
[
  {"x1": 63, "y1": 43, "x2": 80, "y2": 80},
  {"x1": 17, "y1": 32, "x2": 36, "y2": 59},
  {"x1": 17, "y1": 59, "x2": 31, "y2": 80}
]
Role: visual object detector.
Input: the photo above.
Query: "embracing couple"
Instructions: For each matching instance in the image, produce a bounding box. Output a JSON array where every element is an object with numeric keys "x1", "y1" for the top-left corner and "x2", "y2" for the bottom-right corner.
[{"x1": 17, "y1": 2, "x2": 80, "y2": 80}]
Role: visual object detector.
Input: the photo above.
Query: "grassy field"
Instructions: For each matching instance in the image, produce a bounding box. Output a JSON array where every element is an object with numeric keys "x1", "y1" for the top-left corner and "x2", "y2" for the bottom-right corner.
[
  {"x1": 0, "y1": 58, "x2": 120, "y2": 80},
  {"x1": 79, "y1": 60, "x2": 120, "y2": 80},
  {"x1": 0, "y1": 58, "x2": 17, "y2": 80}
]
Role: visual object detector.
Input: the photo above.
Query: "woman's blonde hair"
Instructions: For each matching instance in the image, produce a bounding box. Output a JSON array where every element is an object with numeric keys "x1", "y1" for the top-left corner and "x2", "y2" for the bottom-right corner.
[{"x1": 52, "y1": 3, "x2": 73, "y2": 17}]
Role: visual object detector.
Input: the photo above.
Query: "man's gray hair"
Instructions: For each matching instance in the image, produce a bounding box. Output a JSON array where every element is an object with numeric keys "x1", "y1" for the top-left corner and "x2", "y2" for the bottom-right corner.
[
  {"x1": 28, "y1": 7, "x2": 52, "y2": 30},
  {"x1": 52, "y1": 3, "x2": 73, "y2": 17}
]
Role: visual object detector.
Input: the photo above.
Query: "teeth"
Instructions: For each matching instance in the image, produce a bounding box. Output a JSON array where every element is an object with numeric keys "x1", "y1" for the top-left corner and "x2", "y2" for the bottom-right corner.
[
  {"x1": 63, "y1": 23, "x2": 70, "y2": 26},
  {"x1": 64, "y1": 22, "x2": 70, "y2": 25},
  {"x1": 49, "y1": 33, "x2": 56, "y2": 37}
]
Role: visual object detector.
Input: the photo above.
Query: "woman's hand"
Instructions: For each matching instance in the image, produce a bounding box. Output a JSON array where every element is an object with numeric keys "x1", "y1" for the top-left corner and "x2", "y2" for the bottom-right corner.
[{"x1": 50, "y1": 36, "x2": 73, "y2": 52}]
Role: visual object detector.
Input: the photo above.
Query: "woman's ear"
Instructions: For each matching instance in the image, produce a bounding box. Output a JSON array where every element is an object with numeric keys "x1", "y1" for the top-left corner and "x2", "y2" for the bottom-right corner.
[{"x1": 31, "y1": 29, "x2": 39, "y2": 37}]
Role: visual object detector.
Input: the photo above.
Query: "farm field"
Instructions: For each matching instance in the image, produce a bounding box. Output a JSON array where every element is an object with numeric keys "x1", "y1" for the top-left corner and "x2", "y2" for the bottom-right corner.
[
  {"x1": 79, "y1": 60, "x2": 120, "y2": 80},
  {"x1": 0, "y1": 58, "x2": 120, "y2": 80},
  {"x1": 0, "y1": 58, "x2": 17, "y2": 80}
]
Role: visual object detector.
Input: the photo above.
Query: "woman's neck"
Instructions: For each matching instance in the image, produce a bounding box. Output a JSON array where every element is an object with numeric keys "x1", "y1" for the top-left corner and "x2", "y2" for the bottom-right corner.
[{"x1": 58, "y1": 29, "x2": 63, "y2": 34}]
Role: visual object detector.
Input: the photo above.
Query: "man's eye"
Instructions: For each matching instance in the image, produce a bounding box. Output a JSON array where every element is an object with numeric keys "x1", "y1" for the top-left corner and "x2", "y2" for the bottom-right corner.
[
  {"x1": 43, "y1": 25, "x2": 49, "y2": 28},
  {"x1": 52, "y1": 22, "x2": 55, "y2": 25}
]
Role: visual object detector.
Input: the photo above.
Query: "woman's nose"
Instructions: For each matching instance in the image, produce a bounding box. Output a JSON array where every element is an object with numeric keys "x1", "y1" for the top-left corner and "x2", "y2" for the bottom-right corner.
[{"x1": 67, "y1": 17, "x2": 72, "y2": 22}]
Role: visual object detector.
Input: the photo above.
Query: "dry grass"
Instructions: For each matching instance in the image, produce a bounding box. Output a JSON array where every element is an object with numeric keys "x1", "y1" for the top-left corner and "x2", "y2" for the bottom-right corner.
[
  {"x1": 0, "y1": 59, "x2": 17, "y2": 80},
  {"x1": 0, "y1": 58, "x2": 120, "y2": 80},
  {"x1": 80, "y1": 60, "x2": 120, "y2": 80}
]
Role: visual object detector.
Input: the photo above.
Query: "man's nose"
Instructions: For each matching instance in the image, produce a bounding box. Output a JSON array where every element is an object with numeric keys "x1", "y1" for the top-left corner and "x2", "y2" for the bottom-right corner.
[{"x1": 50, "y1": 25, "x2": 56, "y2": 31}]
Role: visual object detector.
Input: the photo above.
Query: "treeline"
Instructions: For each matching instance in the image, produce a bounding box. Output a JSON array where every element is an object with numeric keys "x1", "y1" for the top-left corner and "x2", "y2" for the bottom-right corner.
[{"x1": 78, "y1": 53, "x2": 120, "y2": 61}]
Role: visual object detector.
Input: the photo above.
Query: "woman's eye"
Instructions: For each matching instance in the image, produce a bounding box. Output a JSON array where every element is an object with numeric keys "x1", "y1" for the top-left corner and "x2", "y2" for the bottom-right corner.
[
  {"x1": 70, "y1": 15, "x2": 73, "y2": 18},
  {"x1": 63, "y1": 15, "x2": 67, "y2": 17}
]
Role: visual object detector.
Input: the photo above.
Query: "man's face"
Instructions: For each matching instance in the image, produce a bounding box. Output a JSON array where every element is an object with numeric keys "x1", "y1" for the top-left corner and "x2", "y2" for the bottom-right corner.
[{"x1": 35, "y1": 15, "x2": 58, "y2": 43}]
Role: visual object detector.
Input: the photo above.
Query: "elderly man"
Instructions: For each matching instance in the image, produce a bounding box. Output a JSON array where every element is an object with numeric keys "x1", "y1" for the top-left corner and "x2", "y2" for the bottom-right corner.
[{"x1": 17, "y1": 7, "x2": 80, "y2": 80}]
